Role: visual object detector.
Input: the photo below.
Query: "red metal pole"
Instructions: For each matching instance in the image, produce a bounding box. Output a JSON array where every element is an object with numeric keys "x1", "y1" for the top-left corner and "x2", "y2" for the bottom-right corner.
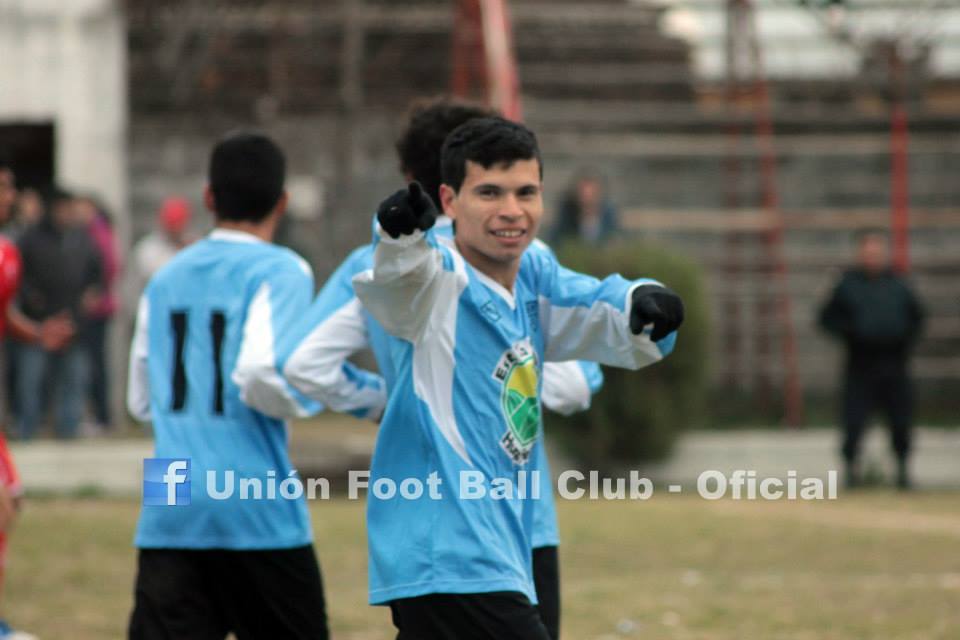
[
  {"x1": 723, "y1": 1, "x2": 744, "y2": 393},
  {"x1": 890, "y1": 104, "x2": 911, "y2": 273},
  {"x1": 743, "y1": 0, "x2": 804, "y2": 427},
  {"x1": 451, "y1": 0, "x2": 484, "y2": 100},
  {"x1": 479, "y1": 0, "x2": 523, "y2": 121},
  {"x1": 450, "y1": 0, "x2": 523, "y2": 121},
  {"x1": 888, "y1": 43, "x2": 911, "y2": 274}
]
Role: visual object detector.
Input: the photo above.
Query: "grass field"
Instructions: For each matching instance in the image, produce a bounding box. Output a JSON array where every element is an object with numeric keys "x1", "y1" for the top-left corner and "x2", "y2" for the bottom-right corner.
[{"x1": 6, "y1": 491, "x2": 960, "y2": 639}]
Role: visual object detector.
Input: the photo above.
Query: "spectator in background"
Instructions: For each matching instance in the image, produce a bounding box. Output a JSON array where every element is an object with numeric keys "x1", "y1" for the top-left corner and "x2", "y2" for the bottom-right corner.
[
  {"x1": 15, "y1": 187, "x2": 102, "y2": 440},
  {"x1": 819, "y1": 229, "x2": 925, "y2": 489},
  {"x1": 75, "y1": 196, "x2": 121, "y2": 434},
  {"x1": 132, "y1": 196, "x2": 195, "y2": 290},
  {"x1": 4, "y1": 189, "x2": 42, "y2": 242},
  {"x1": 547, "y1": 169, "x2": 619, "y2": 246},
  {"x1": 3, "y1": 187, "x2": 45, "y2": 423}
]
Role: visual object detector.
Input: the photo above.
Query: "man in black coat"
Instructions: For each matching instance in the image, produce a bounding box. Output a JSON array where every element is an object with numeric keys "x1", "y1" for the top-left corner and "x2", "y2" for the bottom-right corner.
[
  {"x1": 819, "y1": 230, "x2": 924, "y2": 489},
  {"x1": 15, "y1": 187, "x2": 102, "y2": 439}
]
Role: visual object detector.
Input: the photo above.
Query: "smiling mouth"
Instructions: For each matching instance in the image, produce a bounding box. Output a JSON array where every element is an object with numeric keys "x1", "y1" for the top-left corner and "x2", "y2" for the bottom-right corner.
[{"x1": 491, "y1": 230, "x2": 526, "y2": 238}]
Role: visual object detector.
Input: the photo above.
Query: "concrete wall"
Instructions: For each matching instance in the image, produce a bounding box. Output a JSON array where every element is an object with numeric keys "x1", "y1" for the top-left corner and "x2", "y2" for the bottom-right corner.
[
  {"x1": 0, "y1": 0, "x2": 129, "y2": 425},
  {"x1": 0, "y1": 0, "x2": 128, "y2": 244},
  {"x1": 659, "y1": 0, "x2": 960, "y2": 80}
]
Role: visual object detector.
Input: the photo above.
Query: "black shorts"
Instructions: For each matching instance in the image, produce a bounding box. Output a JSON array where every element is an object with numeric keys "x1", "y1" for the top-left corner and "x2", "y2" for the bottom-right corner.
[
  {"x1": 533, "y1": 545, "x2": 560, "y2": 640},
  {"x1": 389, "y1": 591, "x2": 551, "y2": 640},
  {"x1": 129, "y1": 545, "x2": 328, "y2": 640}
]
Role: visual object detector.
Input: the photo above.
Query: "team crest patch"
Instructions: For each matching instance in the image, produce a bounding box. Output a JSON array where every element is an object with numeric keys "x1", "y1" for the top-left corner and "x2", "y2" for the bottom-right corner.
[{"x1": 492, "y1": 340, "x2": 541, "y2": 465}]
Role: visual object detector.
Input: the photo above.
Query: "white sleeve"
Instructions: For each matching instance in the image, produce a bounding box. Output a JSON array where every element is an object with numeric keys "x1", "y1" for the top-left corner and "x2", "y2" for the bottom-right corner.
[
  {"x1": 540, "y1": 360, "x2": 593, "y2": 416},
  {"x1": 284, "y1": 297, "x2": 387, "y2": 421},
  {"x1": 352, "y1": 229, "x2": 464, "y2": 345},
  {"x1": 539, "y1": 259, "x2": 671, "y2": 369},
  {"x1": 234, "y1": 276, "x2": 320, "y2": 419},
  {"x1": 126, "y1": 294, "x2": 151, "y2": 422}
]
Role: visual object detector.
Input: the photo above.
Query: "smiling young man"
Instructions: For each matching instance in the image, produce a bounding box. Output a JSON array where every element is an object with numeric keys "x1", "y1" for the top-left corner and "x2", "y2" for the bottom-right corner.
[
  {"x1": 437, "y1": 142, "x2": 541, "y2": 287},
  {"x1": 274, "y1": 99, "x2": 602, "y2": 638},
  {"x1": 353, "y1": 117, "x2": 684, "y2": 639}
]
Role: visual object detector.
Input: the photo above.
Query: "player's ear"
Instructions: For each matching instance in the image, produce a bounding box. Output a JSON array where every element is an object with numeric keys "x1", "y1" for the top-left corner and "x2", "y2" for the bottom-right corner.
[
  {"x1": 203, "y1": 186, "x2": 216, "y2": 214},
  {"x1": 439, "y1": 183, "x2": 457, "y2": 219}
]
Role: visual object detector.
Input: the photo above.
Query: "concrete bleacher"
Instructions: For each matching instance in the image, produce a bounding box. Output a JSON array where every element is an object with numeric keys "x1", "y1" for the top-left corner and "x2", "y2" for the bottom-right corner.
[{"x1": 125, "y1": 0, "x2": 960, "y2": 396}]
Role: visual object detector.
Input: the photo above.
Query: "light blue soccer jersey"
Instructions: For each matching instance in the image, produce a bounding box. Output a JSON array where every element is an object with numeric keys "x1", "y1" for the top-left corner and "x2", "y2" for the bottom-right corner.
[
  {"x1": 128, "y1": 229, "x2": 322, "y2": 550},
  {"x1": 278, "y1": 218, "x2": 603, "y2": 552},
  {"x1": 351, "y1": 228, "x2": 676, "y2": 605}
]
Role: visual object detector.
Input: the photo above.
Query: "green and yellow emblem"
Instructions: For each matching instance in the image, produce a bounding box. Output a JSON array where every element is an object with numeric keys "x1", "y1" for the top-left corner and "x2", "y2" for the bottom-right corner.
[{"x1": 492, "y1": 341, "x2": 541, "y2": 465}]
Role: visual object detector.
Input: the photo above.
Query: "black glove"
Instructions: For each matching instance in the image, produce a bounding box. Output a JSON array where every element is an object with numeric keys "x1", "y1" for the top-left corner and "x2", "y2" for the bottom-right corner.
[
  {"x1": 377, "y1": 181, "x2": 438, "y2": 239},
  {"x1": 630, "y1": 284, "x2": 684, "y2": 341}
]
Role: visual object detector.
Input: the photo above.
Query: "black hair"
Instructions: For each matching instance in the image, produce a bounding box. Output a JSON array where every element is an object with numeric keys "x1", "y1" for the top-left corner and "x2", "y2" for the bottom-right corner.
[
  {"x1": 0, "y1": 152, "x2": 13, "y2": 179},
  {"x1": 208, "y1": 131, "x2": 285, "y2": 222},
  {"x1": 569, "y1": 166, "x2": 605, "y2": 190},
  {"x1": 440, "y1": 117, "x2": 542, "y2": 194},
  {"x1": 395, "y1": 97, "x2": 498, "y2": 207},
  {"x1": 77, "y1": 193, "x2": 113, "y2": 226},
  {"x1": 36, "y1": 184, "x2": 72, "y2": 228},
  {"x1": 41, "y1": 184, "x2": 72, "y2": 208}
]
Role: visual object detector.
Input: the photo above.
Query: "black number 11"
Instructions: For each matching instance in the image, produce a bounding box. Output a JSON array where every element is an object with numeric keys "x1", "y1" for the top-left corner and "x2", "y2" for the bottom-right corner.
[{"x1": 170, "y1": 310, "x2": 227, "y2": 414}]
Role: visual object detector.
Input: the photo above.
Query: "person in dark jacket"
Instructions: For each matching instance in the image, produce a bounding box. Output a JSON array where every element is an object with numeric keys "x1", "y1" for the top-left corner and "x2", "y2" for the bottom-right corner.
[
  {"x1": 547, "y1": 169, "x2": 619, "y2": 246},
  {"x1": 15, "y1": 187, "x2": 102, "y2": 439},
  {"x1": 819, "y1": 229, "x2": 924, "y2": 489}
]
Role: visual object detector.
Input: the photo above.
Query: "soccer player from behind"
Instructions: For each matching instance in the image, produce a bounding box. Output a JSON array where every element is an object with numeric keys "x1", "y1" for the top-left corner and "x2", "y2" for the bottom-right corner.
[
  {"x1": 272, "y1": 98, "x2": 601, "y2": 638},
  {"x1": 126, "y1": 133, "x2": 334, "y2": 639},
  {"x1": 351, "y1": 117, "x2": 683, "y2": 638}
]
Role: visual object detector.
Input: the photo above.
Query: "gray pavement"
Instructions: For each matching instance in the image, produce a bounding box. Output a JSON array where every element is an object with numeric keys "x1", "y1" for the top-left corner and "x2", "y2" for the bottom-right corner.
[
  {"x1": 10, "y1": 427, "x2": 960, "y2": 497},
  {"x1": 638, "y1": 427, "x2": 960, "y2": 489}
]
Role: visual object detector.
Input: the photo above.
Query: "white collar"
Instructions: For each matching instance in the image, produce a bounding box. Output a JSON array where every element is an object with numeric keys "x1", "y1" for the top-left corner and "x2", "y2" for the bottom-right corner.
[
  {"x1": 474, "y1": 268, "x2": 516, "y2": 309},
  {"x1": 208, "y1": 228, "x2": 265, "y2": 244},
  {"x1": 436, "y1": 219, "x2": 517, "y2": 308}
]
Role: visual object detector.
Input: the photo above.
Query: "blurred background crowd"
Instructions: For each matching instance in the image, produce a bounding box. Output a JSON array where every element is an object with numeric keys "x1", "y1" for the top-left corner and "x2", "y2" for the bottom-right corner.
[{"x1": 0, "y1": 183, "x2": 195, "y2": 440}]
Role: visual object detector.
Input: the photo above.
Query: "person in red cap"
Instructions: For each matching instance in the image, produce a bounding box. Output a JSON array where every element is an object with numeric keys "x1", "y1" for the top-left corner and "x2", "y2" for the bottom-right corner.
[{"x1": 132, "y1": 196, "x2": 197, "y2": 295}]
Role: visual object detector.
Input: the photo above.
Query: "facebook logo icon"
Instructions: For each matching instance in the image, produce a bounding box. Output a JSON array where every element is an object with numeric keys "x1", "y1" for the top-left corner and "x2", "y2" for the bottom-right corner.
[{"x1": 143, "y1": 458, "x2": 191, "y2": 506}]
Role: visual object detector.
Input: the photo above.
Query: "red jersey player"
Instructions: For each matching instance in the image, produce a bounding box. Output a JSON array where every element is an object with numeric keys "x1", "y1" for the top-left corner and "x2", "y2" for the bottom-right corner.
[
  {"x1": 0, "y1": 157, "x2": 71, "y2": 640},
  {"x1": 0, "y1": 157, "x2": 28, "y2": 640}
]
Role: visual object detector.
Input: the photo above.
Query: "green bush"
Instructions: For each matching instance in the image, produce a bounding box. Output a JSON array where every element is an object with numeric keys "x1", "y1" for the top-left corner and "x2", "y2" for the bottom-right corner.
[{"x1": 546, "y1": 239, "x2": 710, "y2": 468}]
